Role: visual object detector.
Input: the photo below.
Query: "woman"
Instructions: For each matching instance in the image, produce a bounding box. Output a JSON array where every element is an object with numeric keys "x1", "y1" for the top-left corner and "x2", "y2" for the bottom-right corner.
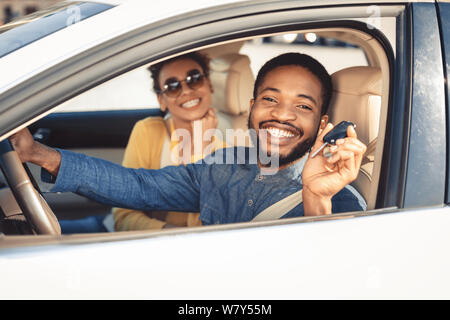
[{"x1": 112, "y1": 52, "x2": 225, "y2": 231}]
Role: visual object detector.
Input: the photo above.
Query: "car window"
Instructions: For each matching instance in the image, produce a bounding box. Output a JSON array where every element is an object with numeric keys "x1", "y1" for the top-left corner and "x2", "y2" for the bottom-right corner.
[
  {"x1": 29, "y1": 24, "x2": 391, "y2": 225},
  {"x1": 0, "y1": 3, "x2": 399, "y2": 238},
  {"x1": 0, "y1": 1, "x2": 114, "y2": 58}
]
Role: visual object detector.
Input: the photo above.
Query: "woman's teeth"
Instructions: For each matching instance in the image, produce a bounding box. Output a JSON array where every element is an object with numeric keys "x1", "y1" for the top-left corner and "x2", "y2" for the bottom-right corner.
[
  {"x1": 182, "y1": 99, "x2": 200, "y2": 108},
  {"x1": 266, "y1": 127, "x2": 296, "y2": 138}
]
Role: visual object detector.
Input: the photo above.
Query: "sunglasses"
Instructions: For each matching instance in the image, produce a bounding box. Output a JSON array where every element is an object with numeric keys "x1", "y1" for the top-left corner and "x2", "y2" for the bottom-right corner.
[{"x1": 159, "y1": 69, "x2": 206, "y2": 98}]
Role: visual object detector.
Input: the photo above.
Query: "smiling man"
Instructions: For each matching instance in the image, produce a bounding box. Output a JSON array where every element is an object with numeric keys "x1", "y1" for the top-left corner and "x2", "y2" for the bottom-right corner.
[
  {"x1": 10, "y1": 53, "x2": 367, "y2": 225},
  {"x1": 248, "y1": 53, "x2": 331, "y2": 169}
]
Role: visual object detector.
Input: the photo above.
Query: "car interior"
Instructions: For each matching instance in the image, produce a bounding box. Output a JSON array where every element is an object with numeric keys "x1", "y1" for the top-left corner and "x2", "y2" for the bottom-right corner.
[{"x1": 0, "y1": 22, "x2": 393, "y2": 236}]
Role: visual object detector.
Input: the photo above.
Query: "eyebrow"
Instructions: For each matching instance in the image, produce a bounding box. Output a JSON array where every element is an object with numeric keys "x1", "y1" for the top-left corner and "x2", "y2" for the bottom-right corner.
[{"x1": 260, "y1": 87, "x2": 318, "y2": 106}]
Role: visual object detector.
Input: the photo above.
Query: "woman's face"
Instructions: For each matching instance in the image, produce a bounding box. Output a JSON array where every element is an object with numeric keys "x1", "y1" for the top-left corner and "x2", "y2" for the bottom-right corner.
[{"x1": 157, "y1": 58, "x2": 213, "y2": 122}]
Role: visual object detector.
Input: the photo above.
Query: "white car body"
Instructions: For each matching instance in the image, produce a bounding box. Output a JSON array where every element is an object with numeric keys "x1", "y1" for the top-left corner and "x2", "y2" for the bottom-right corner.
[{"x1": 0, "y1": 0, "x2": 449, "y2": 299}]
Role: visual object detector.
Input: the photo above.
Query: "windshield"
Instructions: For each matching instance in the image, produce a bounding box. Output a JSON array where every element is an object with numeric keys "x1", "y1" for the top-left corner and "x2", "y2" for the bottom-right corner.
[{"x1": 0, "y1": 1, "x2": 114, "y2": 58}]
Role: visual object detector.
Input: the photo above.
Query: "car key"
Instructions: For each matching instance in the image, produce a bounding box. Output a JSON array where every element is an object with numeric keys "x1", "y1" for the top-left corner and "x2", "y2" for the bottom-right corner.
[{"x1": 310, "y1": 121, "x2": 356, "y2": 158}]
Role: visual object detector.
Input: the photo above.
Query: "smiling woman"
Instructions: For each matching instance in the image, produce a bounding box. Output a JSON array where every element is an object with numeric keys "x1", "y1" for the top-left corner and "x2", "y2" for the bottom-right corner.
[
  {"x1": 108, "y1": 52, "x2": 227, "y2": 232},
  {"x1": 56, "y1": 51, "x2": 228, "y2": 233}
]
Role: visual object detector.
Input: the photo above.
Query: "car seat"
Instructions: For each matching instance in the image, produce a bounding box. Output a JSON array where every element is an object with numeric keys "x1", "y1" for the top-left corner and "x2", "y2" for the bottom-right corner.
[
  {"x1": 208, "y1": 53, "x2": 255, "y2": 146},
  {"x1": 327, "y1": 66, "x2": 382, "y2": 209}
]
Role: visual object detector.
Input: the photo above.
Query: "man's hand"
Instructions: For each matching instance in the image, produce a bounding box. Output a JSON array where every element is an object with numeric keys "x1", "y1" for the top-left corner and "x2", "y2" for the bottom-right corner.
[
  {"x1": 302, "y1": 123, "x2": 367, "y2": 216},
  {"x1": 9, "y1": 128, "x2": 61, "y2": 176},
  {"x1": 9, "y1": 128, "x2": 38, "y2": 163}
]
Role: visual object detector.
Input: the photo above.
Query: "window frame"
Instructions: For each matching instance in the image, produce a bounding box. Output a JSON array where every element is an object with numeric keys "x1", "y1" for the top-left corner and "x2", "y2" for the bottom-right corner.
[{"x1": 0, "y1": 3, "x2": 407, "y2": 239}]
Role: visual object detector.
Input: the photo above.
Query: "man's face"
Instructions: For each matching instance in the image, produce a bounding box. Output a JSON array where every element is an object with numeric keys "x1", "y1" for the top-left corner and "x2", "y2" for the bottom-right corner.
[{"x1": 248, "y1": 65, "x2": 328, "y2": 167}]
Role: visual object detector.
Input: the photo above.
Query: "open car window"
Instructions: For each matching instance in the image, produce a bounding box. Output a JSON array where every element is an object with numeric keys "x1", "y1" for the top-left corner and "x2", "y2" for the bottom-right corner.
[
  {"x1": 23, "y1": 26, "x2": 392, "y2": 233},
  {"x1": 0, "y1": 3, "x2": 398, "y2": 238}
]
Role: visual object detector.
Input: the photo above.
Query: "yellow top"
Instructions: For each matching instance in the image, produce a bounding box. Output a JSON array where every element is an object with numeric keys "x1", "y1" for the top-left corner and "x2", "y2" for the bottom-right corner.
[{"x1": 113, "y1": 116, "x2": 225, "y2": 231}]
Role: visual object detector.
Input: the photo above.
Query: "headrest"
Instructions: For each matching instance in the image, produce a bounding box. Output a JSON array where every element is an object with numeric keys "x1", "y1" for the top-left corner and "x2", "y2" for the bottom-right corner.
[
  {"x1": 332, "y1": 66, "x2": 382, "y2": 96},
  {"x1": 329, "y1": 66, "x2": 382, "y2": 146},
  {"x1": 209, "y1": 53, "x2": 254, "y2": 116}
]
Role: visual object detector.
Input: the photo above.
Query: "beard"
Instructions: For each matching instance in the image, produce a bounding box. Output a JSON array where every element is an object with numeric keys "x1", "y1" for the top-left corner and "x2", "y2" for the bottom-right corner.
[{"x1": 248, "y1": 112, "x2": 318, "y2": 168}]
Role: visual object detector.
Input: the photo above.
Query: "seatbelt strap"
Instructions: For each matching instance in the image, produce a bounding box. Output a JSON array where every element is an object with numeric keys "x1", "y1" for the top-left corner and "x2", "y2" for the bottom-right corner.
[
  {"x1": 251, "y1": 189, "x2": 303, "y2": 222},
  {"x1": 361, "y1": 138, "x2": 377, "y2": 166}
]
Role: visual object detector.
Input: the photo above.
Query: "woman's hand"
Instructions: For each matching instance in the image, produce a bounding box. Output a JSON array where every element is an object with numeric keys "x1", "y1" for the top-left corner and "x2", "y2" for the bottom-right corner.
[
  {"x1": 200, "y1": 108, "x2": 218, "y2": 134},
  {"x1": 301, "y1": 123, "x2": 367, "y2": 216},
  {"x1": 192, "y1": 108, "x2": 219, "y2": 152}
]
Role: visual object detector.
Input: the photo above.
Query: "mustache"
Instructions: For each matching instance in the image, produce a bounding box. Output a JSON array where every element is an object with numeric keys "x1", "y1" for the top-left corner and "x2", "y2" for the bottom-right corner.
[{"x1": 258, "y1": 120, "x2": 303, "y2": 136}]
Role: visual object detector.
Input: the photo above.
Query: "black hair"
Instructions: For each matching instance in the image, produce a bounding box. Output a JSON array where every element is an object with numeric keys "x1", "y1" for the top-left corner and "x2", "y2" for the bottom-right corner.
[
  {"x1": 253, "y1": 52, "x2": 332, "y2": 116},
  {"x1": 148, "y1": 52, "x2": 210, "y2": 94}
]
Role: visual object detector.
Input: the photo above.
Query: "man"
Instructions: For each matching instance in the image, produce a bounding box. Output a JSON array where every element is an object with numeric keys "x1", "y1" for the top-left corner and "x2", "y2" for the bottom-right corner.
[{"x1": 10, "y1": 53, "x2": 367, "y2": 225}]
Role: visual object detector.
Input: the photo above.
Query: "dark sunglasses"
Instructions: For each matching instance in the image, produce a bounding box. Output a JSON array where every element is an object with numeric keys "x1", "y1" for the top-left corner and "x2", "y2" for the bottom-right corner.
[{"x1": 159, "y1": 69, "x2": 206, "y2": 98}]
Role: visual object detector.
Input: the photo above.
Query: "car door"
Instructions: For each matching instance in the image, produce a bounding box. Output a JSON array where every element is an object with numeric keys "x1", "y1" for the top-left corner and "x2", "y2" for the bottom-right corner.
[{"x1": 1, "y1": 0, "x2": 450, "y2": 299}]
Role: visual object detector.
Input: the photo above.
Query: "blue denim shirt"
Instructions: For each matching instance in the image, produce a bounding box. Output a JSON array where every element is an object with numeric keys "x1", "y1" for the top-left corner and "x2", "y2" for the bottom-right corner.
[{"x1": 45, "y1": 147, "x2": 366, "y2": 225}]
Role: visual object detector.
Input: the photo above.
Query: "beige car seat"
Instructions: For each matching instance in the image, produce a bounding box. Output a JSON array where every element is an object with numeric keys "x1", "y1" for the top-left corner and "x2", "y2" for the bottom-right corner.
[
  {"x1": 208, "y1": 53, "x2": 255, "y2": 146},
  {"x1": 328, "y1": 66, "x2": 382, "y2": 208}
]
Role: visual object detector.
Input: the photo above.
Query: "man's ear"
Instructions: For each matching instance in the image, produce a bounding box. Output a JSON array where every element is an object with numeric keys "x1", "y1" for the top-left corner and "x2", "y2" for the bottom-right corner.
[
  {"x1": 249, "y1": 98, "x2": 255, "y2": 112},
  {"x1": 320, "y1": 115, "x2": 328, "y2": 129},
  {"x1": 157, "y1": 94, "x2": 167, "y2": 112}
]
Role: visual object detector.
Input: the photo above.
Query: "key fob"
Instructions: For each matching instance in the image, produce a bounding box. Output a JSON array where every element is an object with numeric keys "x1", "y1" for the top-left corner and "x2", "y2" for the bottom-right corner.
[{"x1": 323, "y1": 121, "x2": 355, "y2": 145}]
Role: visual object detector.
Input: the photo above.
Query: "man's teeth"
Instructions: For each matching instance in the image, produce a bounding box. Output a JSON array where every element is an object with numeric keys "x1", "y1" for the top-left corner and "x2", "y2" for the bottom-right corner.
[
  {"x1": 182, "y1": 99, "x2": 200, "y2": 108},
  {"x1": 266, "y1": 127, "x2": 295, "y2": 138}
]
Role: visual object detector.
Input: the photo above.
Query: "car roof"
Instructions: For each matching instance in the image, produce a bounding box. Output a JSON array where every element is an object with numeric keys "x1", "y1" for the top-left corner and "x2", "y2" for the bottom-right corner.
[
  {"x1": 0, "y1": 0, "x2": 431, "y2": 96},
  {"x1": 0, "y1": 0, "x2": 249, "y2": 94}
]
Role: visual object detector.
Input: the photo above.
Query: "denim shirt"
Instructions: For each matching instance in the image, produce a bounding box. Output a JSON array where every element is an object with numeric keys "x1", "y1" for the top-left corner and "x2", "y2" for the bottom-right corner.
[{"x1": 45, "y1": 147, "x2": 366, "y2": 225}]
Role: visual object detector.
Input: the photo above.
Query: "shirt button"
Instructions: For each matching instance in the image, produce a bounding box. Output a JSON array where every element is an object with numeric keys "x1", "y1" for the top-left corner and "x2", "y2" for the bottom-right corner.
[
  {"x1": 248, "y1": 199, "x2": 253, "y2": 206},
  {"x1": 255, "y1": 175, "x2": 265, "y2": 181}
]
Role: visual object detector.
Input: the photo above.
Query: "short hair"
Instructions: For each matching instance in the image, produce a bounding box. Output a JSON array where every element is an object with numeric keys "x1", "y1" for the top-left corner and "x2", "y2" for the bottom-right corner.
[
  {"x1": 148, "y1": 52, "x2": 210, "y2": 94},
  {"x1": 253, "y1": 53, "x2": 332, "y2": 115}
]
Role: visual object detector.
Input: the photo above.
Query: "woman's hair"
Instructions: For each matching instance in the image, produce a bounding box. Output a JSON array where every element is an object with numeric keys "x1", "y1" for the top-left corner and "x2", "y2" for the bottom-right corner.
[
  {"x1": 148, "y1": 52, "x2": 211, "y2": 94},
  {"x1": 253, "y1": 52, "x2": 332, "y2": 116}
]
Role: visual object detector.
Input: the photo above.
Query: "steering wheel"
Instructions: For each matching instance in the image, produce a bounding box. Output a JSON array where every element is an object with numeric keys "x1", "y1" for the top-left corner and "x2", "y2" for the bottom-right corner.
[{"x1": 0, "y1": 139, "x2": 61, "y2": 235}]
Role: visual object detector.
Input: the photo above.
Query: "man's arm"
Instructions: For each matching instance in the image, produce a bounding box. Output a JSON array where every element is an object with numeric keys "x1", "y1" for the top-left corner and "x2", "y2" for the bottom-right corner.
[{"x1": 9, "y1": 128, "x2": 202, "y2": 212}]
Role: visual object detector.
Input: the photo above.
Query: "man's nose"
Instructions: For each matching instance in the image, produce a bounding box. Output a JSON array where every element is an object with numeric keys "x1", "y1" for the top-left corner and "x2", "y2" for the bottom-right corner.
[{"x1": 270, "y1": 102, "x2": 296, "y2": 122}]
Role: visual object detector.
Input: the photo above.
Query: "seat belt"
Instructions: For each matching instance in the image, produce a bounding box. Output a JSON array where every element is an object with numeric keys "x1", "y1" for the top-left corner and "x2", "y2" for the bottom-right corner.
[
  {"x1": 361, "y1": 138, "x2": 377, "y2": 166},
  {"x1": 251, "y1": 189, "x2": 303, "y2": 222}
]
